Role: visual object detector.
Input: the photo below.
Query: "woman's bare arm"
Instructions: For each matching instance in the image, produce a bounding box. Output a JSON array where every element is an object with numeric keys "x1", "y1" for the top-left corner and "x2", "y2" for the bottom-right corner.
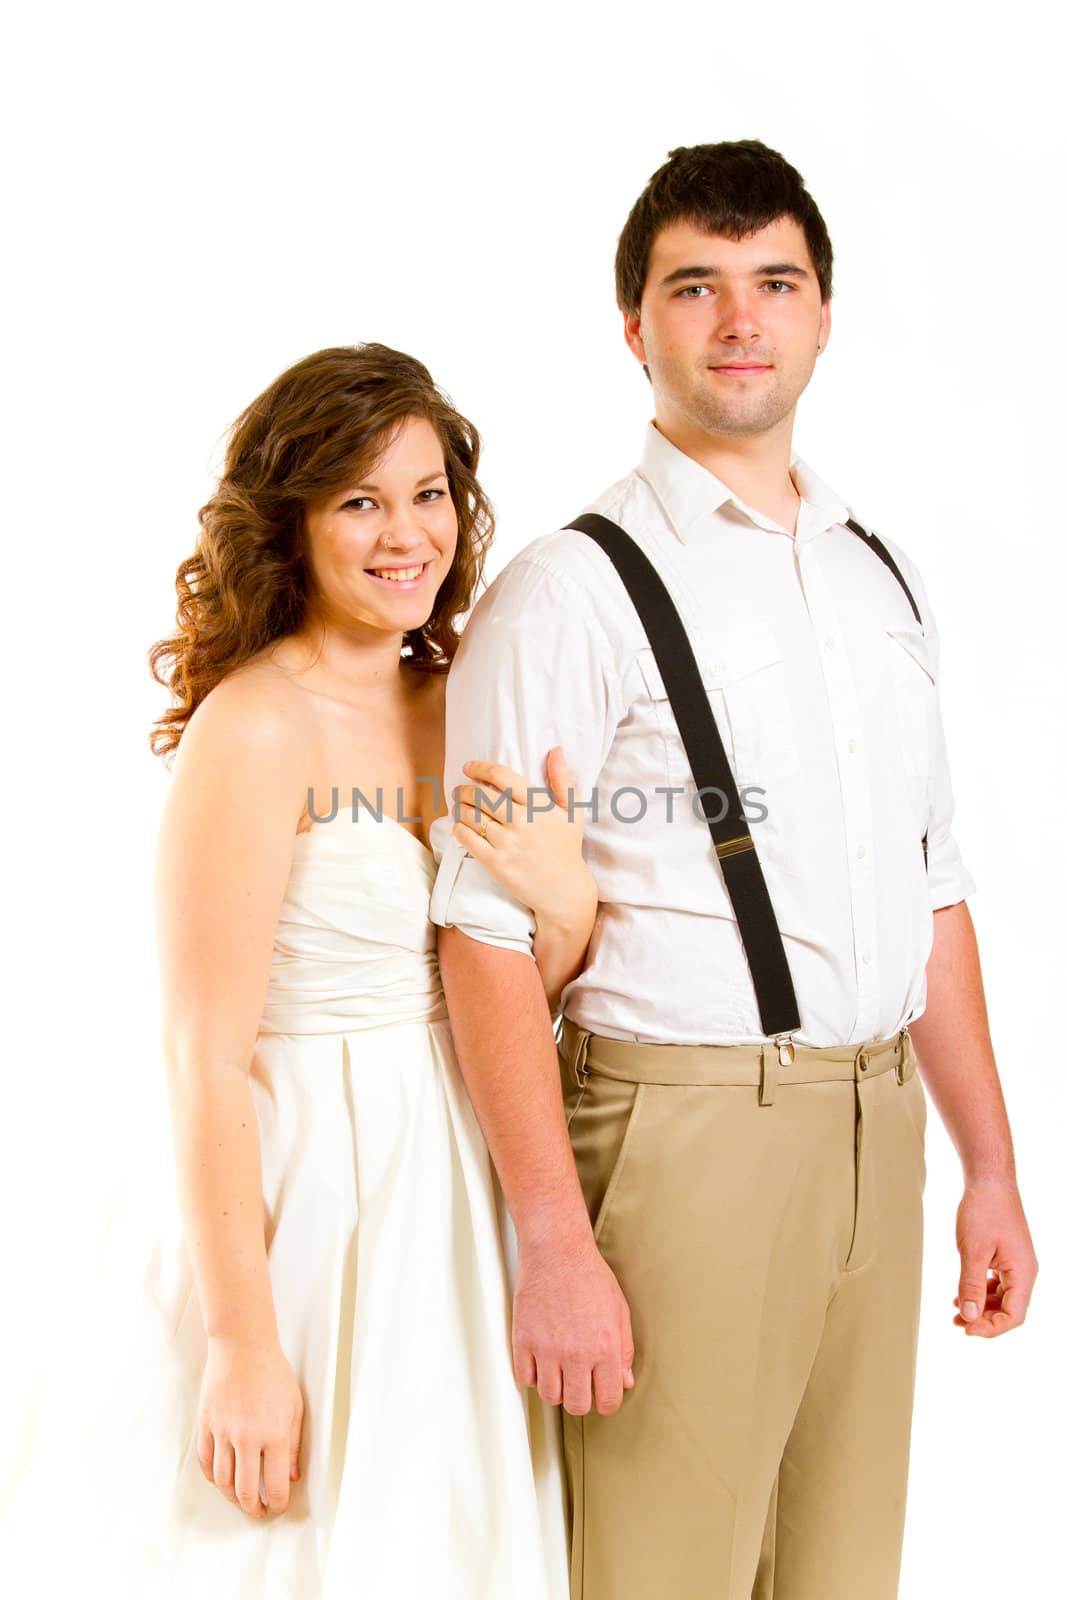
[{"x1": 154, "y1": 671, "x2": 309, "y2": 1516}]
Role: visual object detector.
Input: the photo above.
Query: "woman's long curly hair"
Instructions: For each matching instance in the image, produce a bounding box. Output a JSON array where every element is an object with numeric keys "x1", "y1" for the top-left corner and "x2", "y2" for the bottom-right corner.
[{"x1": 148, "y1": 344, "x2": 494, "y2": 761}]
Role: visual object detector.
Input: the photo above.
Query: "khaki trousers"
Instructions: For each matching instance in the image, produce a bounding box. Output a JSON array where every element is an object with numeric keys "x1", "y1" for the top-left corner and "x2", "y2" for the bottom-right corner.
[{"x1": 556, "y1": 1019, "x2": 927, "y2": 1600}]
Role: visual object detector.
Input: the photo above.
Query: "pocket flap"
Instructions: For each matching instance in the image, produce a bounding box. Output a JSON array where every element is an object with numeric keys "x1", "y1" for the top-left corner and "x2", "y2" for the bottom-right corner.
[
  {"x1": 636, "y1": 624, "x2": 784, "y2": 700},
  {"x1": 886, "y1": 624, "x2": 938, "y2": 685},
  {"x1": 635, "y1": 647, "x2": 670, "y2": 700}
]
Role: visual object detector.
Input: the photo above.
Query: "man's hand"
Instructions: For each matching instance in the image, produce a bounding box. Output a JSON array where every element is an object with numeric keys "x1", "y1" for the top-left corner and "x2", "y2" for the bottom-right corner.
[
  {"x1": 952, "y1": 1176, "x2": 1038, "y2": 1338},
  {"x1": 434, "y1": 930, "x2": 632, "y2": 1411},
  {"x1": 908, "y1": 904, "x2": 1038, "y2": 1341},
  {"x1": 512, "y1": 1222, "x2": 635, "y2": 1416}
]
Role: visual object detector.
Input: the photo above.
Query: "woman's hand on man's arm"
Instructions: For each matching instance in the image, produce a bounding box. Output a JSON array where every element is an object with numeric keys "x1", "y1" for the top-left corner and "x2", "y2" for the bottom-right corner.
[{"x1": 450, "y1": 745, "x2": 599, "y2": 1006}]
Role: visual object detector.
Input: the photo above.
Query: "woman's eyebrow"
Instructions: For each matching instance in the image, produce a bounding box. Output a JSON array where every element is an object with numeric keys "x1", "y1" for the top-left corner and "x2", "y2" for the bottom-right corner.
[{"x1": 348, "y1": 470, "x2": 448, "y2": 493}]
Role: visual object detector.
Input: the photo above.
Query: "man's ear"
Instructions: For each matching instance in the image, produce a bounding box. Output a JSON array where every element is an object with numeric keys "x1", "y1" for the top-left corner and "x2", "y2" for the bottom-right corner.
[
  {"x1": 623, "y1": 308, "x2": 647, "y2": 368},
  {"x1": 623, "y1": 310, "x2": 652, "y2": 382},
  {"x1": 817, "y1": 298, "x2": 832, "y2": 354}
]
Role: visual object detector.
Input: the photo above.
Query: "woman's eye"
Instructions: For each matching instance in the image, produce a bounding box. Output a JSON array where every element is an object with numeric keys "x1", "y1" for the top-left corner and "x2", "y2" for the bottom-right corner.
[
  {"x1": 417, "y1": 488, "x2": 446, "y2": 502},
  {"x1": 341, "y1": 496, "x2": 375, "y2": 511}
]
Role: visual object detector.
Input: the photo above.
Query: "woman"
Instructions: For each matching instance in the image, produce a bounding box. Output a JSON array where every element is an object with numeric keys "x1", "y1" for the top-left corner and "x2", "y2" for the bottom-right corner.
[{"x1": 140, "y1": 345, "x2": 595, "y2": 1595}]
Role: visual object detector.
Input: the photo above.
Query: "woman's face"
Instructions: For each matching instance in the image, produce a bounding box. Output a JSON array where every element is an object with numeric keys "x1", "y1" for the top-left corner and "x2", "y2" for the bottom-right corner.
[{"x1": 302, "y1": 414, "x2": 459, "y2": 637}]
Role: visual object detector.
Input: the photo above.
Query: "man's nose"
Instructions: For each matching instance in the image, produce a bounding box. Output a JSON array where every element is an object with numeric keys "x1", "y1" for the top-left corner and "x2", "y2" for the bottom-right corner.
[{"x1": 713, "y1": 290, "x2": 762, "y2": 343}]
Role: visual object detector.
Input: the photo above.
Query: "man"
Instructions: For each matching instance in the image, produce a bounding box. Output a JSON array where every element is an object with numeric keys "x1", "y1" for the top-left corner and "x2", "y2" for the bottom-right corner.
[{"x1": 428, "y1": 142, "x2": 1038, "y2": 1599}]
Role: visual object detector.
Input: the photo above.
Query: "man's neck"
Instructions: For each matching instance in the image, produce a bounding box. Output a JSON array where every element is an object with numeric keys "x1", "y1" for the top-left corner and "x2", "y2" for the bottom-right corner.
[{"x1": 652, "y1": 414, "x2": 802, "y2": 536}]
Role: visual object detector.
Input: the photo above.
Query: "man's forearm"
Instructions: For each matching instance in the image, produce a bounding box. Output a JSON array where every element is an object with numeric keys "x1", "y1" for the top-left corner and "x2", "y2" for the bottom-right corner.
[
  {"x1": 436, "y1": 924, "x2": 593, "y2": 1242},
  {"x1": 908, "y1": 900, "x2": 1016, "y2": 1184}
]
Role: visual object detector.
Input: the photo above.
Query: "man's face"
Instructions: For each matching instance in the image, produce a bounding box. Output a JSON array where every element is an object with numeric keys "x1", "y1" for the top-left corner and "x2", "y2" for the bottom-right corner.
[{"x1": 624, "y1": 215, "x2": 831, "y2": 440}]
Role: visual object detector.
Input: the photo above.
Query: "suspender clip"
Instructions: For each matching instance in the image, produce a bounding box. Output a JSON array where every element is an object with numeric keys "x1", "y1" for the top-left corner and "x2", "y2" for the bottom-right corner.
[
  {"x1": 773, "y1": 1033, "x2": 796, "y2": 1068},
  {"x1": 761, "y1": 1035, "x2": 795, "y2": 1104}
]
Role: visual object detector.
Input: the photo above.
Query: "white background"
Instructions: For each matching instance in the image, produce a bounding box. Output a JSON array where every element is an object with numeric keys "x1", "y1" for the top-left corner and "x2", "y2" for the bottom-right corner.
[{"x1": 2, "y1": 1, "x2": 1063, "y2": 1592}]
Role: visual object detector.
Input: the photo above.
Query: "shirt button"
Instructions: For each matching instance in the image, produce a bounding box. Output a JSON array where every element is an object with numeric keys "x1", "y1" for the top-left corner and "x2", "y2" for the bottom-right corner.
[
  {"x1": 824, "y1": 635, "x2": 835, "y2": 650},
  {"x1": 712, "y1": 659, "x2": 727, "y2": 675},
  {"x1": 862, "y1": 950, "x2": 872, "y2": 966},
  {"x1": 856, "y1": 844, "x2": 867, "y2": 859},
  {"x1": 847, "y1": 737, "x2": 858, "y2": 754}
]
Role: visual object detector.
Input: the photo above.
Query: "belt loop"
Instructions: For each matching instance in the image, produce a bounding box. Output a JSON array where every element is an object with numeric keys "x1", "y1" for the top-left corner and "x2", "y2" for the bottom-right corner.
[
  {"x1": 571, "y1": 1026, "x2": 592, "y2": 1090},
  {"x1": 759, "y1": 1043, "x2": 777, "y2": 1106},
  {"x1": 895, "y1": 1027, "x2": 913, "y2": 1085}
]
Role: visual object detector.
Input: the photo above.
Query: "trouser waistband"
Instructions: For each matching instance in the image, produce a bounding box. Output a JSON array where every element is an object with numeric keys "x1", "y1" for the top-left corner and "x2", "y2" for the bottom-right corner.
[{"x1": 558, "y1": 1016, "x2": 915, "y2": 1106}]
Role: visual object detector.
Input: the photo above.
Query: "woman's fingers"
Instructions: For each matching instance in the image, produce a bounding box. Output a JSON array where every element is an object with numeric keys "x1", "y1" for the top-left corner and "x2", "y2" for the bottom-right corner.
[
  {"x1": 290, "y1": 1396, "x2": 303, "y2": 1484},
  {"x1": 234, "y1": 1438, "x2": 267, "y2": 1519},
  {"x1": 454, "y1": 782, "x2": 507, "y2": 822},
  {"x1": 457, "y1": 751, "x2": 582, "y2": 840},
  {"x1": 453, "y1": 784, "x2": 558, "y2": 830},
  {"x1": 197, "y1": 1420, "x2": 215, "y2": 1484},
  {"x1": 461, "y1": 760, "x2": 528, "y2": 806},
  {"x1": 261, "y1": 1438, "x2": 293, "y2": 1515},
  {"x1": 206, "y1": 1430, "x2": 280, "y2": 1519},
  {"x1": 544, "y1": 746, "x2": 576, "y2": 808},
  {"x1": 462, "y1": 752, "x2": 578, "y2": 814},
  {"x1": 196, "y1": 1346, "x2": 303, "y2": 1518},
  {"x1": 212, "y1": 1436, "x2": 239, "y2": 1506},
  {"x1": 454, "y1": 748, "x2": 588, "y2": 916},
  {"x1": 455, "y1": 796, "x2": 508, "y2": 837}
]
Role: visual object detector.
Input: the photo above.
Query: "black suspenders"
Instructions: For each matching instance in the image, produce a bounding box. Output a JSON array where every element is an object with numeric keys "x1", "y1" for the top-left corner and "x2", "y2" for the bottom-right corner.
[
  {"x1": 844, "y1": 516, "x2": 922, "y2": 625},
  {"x1": 567, "y1": 510, "x2": 930, "y2": 1043},
  {"x1": 845, "y1": 517, "x2": 929, "y2": 872}
]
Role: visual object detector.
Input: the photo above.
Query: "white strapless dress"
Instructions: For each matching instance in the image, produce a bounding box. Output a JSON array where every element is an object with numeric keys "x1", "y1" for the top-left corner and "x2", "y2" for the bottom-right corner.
[{"x1": 4, "y1": 809, "x2": 569, "y2": 1599}]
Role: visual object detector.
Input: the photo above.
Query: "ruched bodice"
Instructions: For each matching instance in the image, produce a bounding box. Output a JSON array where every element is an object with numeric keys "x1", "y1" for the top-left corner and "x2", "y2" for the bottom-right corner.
[{"x1": 259, "y1": 809, "x2": 449, "y2": 1035}]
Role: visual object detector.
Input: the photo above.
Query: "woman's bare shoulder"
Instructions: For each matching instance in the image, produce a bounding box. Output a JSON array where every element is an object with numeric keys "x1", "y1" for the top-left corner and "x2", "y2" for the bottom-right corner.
[{"x1": 175, "y1": 655, "x2": 318, "y2": 803}]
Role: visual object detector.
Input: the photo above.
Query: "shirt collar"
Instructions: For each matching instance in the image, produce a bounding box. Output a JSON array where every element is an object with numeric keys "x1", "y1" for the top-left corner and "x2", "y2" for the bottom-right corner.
[
  {"x1": 789, "y1": 455, "x2": 852, "y2": 542},
  {"x1": 637, "y1": 420, "x2": 850, "y2": 545}
]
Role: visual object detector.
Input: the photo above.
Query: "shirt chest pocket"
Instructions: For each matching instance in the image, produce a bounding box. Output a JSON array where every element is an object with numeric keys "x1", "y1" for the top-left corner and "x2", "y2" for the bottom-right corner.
[
  {"x1": 635, "y1": 623, "x2": 801, "y2": 789},
  {"x1": 885, "y1": 624, "x2": 938, "y2": 777}
]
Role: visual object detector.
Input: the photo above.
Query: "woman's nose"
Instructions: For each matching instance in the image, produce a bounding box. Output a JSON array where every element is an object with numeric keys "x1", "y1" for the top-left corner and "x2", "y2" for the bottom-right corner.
[{"x1": 377, "y1": 510, "x2": 424, "y2": 550}]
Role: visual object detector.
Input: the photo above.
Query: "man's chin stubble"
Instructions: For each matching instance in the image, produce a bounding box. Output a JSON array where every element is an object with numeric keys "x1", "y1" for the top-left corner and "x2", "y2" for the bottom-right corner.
[{"x1": 688, "y1": 396, "x2": 795, "y2": 437}]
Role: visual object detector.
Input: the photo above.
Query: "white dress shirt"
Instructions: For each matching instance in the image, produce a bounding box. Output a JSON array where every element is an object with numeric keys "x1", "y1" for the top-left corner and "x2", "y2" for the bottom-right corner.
[{"x1": 428, "y1": 422, "x2": 975, "y2": 1047}]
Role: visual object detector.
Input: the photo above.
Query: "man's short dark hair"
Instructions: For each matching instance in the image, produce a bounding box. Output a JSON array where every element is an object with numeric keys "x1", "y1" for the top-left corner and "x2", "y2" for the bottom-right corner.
[{"x1": 615, "y1": 140, "x2": 834, "y2": 313}]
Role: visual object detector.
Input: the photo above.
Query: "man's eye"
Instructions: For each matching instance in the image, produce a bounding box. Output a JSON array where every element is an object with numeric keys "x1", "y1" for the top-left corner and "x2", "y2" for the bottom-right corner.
[
  {"x1": 763, "y1": 280, "x2": 794, "y2": 293},
  {"x1": 677, "y1": 284, "x2": 710, "y2": 298}
]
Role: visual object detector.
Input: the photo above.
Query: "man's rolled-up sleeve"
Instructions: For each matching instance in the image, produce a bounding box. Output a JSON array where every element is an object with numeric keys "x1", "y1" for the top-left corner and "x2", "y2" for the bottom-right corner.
[
  {"x1": 918, "y1": 583, "x2": 977, "y2": 911},
  {"x1": 428, "y1": 551, "x2": 620, "y2": 953},
  {"x1": 926, "y1": 696, "x2": 977, "y2": 910}
]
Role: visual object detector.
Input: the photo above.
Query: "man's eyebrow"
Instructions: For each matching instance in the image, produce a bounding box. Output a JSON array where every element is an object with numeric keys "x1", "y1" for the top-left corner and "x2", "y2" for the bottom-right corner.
[
  {"x1": 348, "y1": 470, "x2": 448, "y2": 492},
  {"x1": 658, "y1": 262, "x2": 812, "y2": 286}
]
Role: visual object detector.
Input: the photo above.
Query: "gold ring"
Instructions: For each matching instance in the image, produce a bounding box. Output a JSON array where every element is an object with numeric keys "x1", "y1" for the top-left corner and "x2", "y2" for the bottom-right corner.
[{"x1": 479, "y1": 820, "x2": 489, "y2": 839}]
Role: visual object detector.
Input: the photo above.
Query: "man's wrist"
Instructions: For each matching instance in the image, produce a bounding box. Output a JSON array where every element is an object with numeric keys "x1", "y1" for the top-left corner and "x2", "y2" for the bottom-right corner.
[
  {"x1": 962, "y1": 1162, "x2": 1018, "y2": 1189},
  {"x1": 510, "y1": 1184, "x2": 595, "y2": 1251}
]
